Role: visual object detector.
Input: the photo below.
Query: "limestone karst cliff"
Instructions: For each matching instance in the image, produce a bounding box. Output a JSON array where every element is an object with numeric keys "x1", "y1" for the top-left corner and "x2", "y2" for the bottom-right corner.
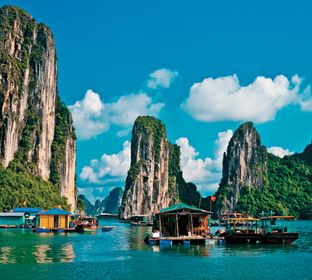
[
  {"x1": 0, "y1": 6, "x2": 76, "y2": 210},
  {"x1": 214, "y1": 122, "x2": 312, "y2": 218},
  {"x1": 215, "y1": 122, "x2": 267, "y2": 213},
  {"x1": 120, "y1": 116, "x2": 178, "y2": 219},
  {"x1": 120, "y1": 116, "x2": 214, "y2": 219}
]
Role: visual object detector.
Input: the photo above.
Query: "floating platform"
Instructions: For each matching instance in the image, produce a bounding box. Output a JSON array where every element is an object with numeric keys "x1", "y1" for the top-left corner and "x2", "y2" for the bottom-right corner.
[
  {"x1": 146, "y1": 236, "x2": 206, "y2": 245},
  {"x1": 34, "y1": 228, "x2": 75, "y2": 233}
]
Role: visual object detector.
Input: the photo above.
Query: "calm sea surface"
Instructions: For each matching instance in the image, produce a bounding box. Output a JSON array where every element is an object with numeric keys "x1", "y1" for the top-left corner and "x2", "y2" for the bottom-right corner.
[{"x1": 0, "y1": 220, "x2": 311, "y2": 280}]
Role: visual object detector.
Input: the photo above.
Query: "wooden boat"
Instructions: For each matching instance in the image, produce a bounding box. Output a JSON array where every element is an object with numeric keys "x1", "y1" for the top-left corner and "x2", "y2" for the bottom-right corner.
[
  {"x1": 130, "y1": 215, "x2": 153, "y2": 227},
  {"x1": 259, "y1": 215, "x2": 299, "y2": 244},
  {"x1": 75, "y1": 217, "x2": 97, "y2": 233},
  {"x1": 223, "y1": 217, "x2": 262, "y2": 244}
]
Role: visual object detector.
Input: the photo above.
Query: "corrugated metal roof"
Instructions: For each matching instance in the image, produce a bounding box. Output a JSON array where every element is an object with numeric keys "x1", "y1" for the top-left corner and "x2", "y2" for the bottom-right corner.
[
  {"x1": 37, "y1": 208, "x2": 71, "y2": 216},
  {"x1": 13, "y1": 207, "x2": 41, "y2": 213},
  {"x1": 0, "y1": 212, "x2": 24, "y2": 217},
  {"x1": 159, "y1": 202, "x2": 211, "y2": 214}
]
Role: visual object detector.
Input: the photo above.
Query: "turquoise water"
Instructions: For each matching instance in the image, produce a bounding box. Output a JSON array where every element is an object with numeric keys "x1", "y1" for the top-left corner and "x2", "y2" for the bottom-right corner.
[{"x1": 0, "y1": 220, "x2": 311, "y2": 280}]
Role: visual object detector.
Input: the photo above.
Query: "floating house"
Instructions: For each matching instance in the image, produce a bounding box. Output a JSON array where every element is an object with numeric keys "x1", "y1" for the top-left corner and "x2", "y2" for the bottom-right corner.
[
  {"x1": 35, "y1": 208, "x2": 72, "y2": 232},
  {"x1": 13, "y1": 207, "x2": 41, "y2": 227},
  {"x1": 146, "y1": 202, "x2": 212, "y2": 245},
  {"x1": 0, "y1": 212, "x2": 25, "y2": 228}
]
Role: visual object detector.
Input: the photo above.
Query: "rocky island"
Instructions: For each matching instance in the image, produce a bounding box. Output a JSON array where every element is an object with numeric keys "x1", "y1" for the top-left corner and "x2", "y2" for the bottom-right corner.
[{"x1": 0, "y1": 6, "x2": 76, "y2": 210}]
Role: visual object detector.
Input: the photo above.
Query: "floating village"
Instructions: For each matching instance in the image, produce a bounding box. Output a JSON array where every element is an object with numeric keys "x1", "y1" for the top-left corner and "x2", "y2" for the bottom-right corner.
[{"x1": 0, "y1": 203, "x2": 299, "y2": 246}]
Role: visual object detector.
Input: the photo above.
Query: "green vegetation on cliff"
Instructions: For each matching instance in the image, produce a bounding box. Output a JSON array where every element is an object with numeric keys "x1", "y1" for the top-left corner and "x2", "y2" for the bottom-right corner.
[
  {"x1": 235, "y1": 153, "x2": 312, "y2": 217},
  {"x1": 0, "y1": 165, "x2": 69, "y2": 210},
  {"x1": 50, "y1": 95, "x2": 76, "y2": 186},
  {"x1": 125, "y1": 116, "x2": 165, "y2": 189}
]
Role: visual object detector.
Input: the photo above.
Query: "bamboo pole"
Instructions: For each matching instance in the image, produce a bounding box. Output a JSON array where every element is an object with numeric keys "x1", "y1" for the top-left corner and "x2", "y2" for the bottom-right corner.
[
  {"x1": 191, "y1": 213, "x2": 193, "y2": 235},
  {"x1": 176, "y1": 213, "x2": 179, "y2": 237}
]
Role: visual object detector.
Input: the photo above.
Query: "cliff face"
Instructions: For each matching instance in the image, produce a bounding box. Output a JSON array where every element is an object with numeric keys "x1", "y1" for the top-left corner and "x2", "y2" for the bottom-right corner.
[
  {"x1": 216, "y1": 122, "x2": 267, "y2": 213},
  {"x1": 0, "y1": 6, "x2": 76, "y2": 210},
  {"x1": 168, "y1": 143, "x2": 211, "y2": 210},
  {"x1": 120, "y1": 116, "x2": 178, "y2": 219}
]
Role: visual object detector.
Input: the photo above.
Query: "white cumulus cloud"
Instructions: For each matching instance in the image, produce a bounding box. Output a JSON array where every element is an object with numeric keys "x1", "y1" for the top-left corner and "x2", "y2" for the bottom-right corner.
[
  {"x1": 176, "y1": 129, "x2": 233, "y2": 195},
  {"x1": 69, "y1": 68, "x2": 179, "y2": 140},
  {"x1": 80, "y1": 141, "x2": 131, "y2": 184},
  {"x1": 182, "y1": 74, "x2": 310, "y2": 123},
  {"x1": 69, "y1": 90, "x2": 164, "y2": 140},
  {"x1": 147, "y1": 68, "x2": 179, "y2": 89},
  {"x1": 268, "y1": 146, "x2": 294, "y2": 158}
]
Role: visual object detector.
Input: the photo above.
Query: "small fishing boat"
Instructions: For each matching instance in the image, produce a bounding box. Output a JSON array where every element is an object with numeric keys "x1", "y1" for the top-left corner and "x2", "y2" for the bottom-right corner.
[
  {"x1": 223, "y1": 217, "x2": 262, "y2": 244},
  {"x1": 130, "y1": 215, "x2": 153, "y2": 227},
  {"x1": 75, "y1": 217, "x2": 97, "y2": 233},
  {"x1": 101, "y1": 226, "x2": 115, "y2": 232},
  {"x1": 259, "y1": 215, "x2": 299, "y2": 244}
]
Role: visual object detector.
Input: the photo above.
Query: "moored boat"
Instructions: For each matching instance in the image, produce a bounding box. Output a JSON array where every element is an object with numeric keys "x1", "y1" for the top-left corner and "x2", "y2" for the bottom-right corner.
[
  {"x1": 259, "y1": 215, "x2": 299, "y2": 244},
  {"x1": 223, "y1": 217, "x2": 262, "y2": 244},
  {"x1": 130, "y1": 215, "x2": 153, "y2": 227},
  {"x1": 75, "y1": 217, "x2": 97, "y2": 233}
]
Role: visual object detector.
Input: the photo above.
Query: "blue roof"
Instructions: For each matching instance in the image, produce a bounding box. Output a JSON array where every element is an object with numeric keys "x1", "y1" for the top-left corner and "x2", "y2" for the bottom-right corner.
[
  {"x1": 37, "y1": 208, "x2": 71, "y2": 216},
  {"x1": 13, "y1": 207, "x2": 41, "y2": 213}
]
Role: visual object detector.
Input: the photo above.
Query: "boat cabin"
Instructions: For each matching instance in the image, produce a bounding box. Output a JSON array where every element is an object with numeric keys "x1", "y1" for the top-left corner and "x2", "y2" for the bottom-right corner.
[
  {"x1": 155, "y1": 202, "x2": 212, "y2": 238},
  {"x1": 260, "y1": 215, "x2": 295, "y2": 235},
  {"x1": 36, "y1": 208, "x2": 72, "y2": 231},
  {"x1": 225, "y1": 217, "x2": 260, "y2": 234},
  {"x1": 222, "y1": 217, "x2": 261, "y2": 244}
]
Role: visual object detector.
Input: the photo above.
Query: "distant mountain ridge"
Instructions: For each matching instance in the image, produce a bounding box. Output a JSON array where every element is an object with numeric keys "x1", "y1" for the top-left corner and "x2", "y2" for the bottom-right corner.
[{"x1": 79, "y1": 187, "x2": 123, "y2": 216}]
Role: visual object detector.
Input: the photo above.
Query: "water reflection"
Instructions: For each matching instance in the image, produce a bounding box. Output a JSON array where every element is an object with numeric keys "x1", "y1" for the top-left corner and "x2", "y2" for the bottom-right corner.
[
  {"x1": 60, "y1": 243, "x2": 75, "y2": 263},
  {"x1": 0, "y1": 246, "x2": 16, "y2": 264},
  {"x1": 33, "y1": 245, "x2": 53, "y2": 264}
]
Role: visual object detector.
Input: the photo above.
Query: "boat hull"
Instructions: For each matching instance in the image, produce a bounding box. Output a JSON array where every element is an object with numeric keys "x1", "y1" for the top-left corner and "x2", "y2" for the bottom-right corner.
[
  {"x1": 75, "y1": 224, "x2": 97, "y2": 233},
  {"x1": 261, "y1": 232, "x2": 299, "y2": 244},
  {"x1": 225, "y1": 233, "x2": 262, "y2": 244}
]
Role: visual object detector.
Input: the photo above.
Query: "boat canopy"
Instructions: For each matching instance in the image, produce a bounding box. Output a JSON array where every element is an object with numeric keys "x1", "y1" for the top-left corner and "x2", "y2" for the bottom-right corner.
[
  {"x1": 260, "y1": 216, "x2": 295, "y2": 220},
  {"x1": 225, "y1": 217, "x2": 259, "y2": 221}
]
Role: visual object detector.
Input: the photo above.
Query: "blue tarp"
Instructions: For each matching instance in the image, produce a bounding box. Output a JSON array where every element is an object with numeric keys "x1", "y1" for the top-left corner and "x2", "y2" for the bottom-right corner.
[
  {"x1": 13, "y1": 207, "x2": 41, "y2": 213},
  {"x1": 37, "y1": 208, "x2": 71, "y2": 216}
]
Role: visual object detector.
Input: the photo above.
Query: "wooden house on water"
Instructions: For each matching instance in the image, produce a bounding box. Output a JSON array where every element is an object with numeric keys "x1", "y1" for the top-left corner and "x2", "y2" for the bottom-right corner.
[
  {"x1": 0, "y1": 212, "x2": 25, "y2": 228},
  {"x1": 145, "y1": 202, "x2": 212, "y2": 245},
  {"x1": 13, "y1": 207, "x2": 41, "y2": 227},
  {"x1": 35, "y1": 208, "x2": 74, "y2": 233}
]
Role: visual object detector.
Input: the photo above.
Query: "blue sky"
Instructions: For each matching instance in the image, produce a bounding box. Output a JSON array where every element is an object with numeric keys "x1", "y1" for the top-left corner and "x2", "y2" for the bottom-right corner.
[{"x1": 2, "y1": 0, "x2": 312, "y2": 202}]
